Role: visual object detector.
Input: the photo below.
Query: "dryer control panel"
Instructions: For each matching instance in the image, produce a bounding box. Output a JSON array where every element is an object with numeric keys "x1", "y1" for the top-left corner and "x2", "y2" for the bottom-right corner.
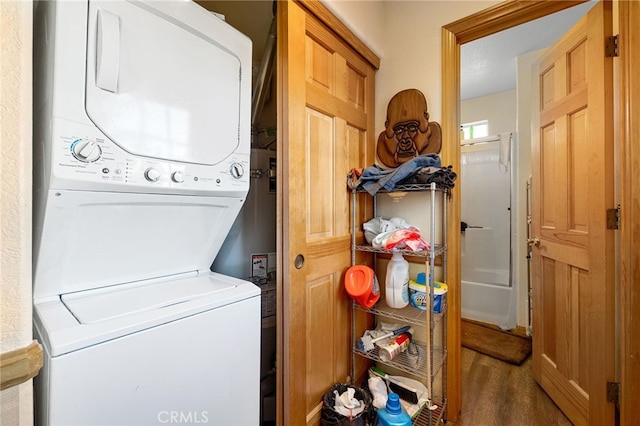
[{"x1": 50, "y1": 118, "x2": 249, "y2": 195}]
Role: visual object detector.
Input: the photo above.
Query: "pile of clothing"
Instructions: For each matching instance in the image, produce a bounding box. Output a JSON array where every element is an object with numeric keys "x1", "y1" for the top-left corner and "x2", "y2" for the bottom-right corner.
[
  {"x1": 347, "y1": 154, "x2": 457, "y2": 195},
  {"x1": 363, "y1": 217, "x2": 429, "y2": 252}
]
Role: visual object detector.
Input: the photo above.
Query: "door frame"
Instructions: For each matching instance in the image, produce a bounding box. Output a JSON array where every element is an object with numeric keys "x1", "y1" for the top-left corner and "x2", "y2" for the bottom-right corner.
[
  {"x1": 440, "y1": 0, "x2": 632, "y2": 422},
  {"x1": 618, "y1": 1, "x2": 640, "y2": 424}
]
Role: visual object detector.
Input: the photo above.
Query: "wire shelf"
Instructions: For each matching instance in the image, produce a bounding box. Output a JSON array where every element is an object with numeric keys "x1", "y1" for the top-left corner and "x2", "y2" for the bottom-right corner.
[
  {"x1": 353, "y1": 184, "x2": 450, "y2": 193},
  {"x1": 412, "y1": 398, "x2": 446, "y2": 426},
  {"x1": 353, "y1": 343, "x2": 445, "y2": 380},
  {"x1": 354, "y1": 299, "x2": 446, "y2": 327},
  {"x1": 353, "y1": 244, "x2": 446, "y2": 258}
]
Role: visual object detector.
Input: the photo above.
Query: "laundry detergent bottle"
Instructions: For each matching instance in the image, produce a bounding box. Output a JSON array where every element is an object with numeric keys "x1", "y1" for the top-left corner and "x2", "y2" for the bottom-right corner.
[
  {"x1": 385, "y1": 253, "x2": 409, "y2": 308},
  {"x1": 376, "y1": 392, "x2": 412, "y2": 426}
]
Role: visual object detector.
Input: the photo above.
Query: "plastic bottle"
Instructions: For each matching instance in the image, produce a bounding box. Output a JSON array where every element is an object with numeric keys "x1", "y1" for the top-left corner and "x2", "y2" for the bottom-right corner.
[
  {"x1": 376, "y1": 392, "x2": 412, "y2": 426},
  {"x1": 385, "y1": 253, "x2": 409, "y2": 308}
]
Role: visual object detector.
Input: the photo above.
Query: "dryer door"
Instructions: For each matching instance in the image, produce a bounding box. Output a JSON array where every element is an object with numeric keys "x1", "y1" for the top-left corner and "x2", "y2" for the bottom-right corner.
[{"x1": 85, "y1": 0, "x2": 248, "y2": 166}]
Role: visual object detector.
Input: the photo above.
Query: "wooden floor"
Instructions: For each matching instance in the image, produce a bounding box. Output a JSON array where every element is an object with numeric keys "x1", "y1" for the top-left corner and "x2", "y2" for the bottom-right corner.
[{"x1": 447, "y1": 347, "x2": 572, "y2": 426}]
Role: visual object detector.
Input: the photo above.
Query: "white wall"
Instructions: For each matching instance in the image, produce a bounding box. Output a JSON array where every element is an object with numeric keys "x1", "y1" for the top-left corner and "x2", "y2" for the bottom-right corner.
[
  {"x1": 461, "y1": 90, "x2": 516, "y2": 134},
  {"x1": 0, "y1": 1, "x2": 34, "y2": 424}
]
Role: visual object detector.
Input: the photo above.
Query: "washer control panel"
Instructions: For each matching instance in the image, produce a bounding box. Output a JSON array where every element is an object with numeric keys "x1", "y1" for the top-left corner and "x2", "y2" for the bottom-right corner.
[
  {"x1": 70, "y1": 138, "x2": 102, "y2": 163},
  {"x1": 229, "y1": 162, "x2": 245, "y2": 179},
  {"x1": 51, "y1": 119, "x2": 249, "y2": 193}
]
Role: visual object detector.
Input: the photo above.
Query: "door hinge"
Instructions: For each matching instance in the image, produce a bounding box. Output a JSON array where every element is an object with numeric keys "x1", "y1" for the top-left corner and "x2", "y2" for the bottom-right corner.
[
  {"x1": 607, "y1": 206, "x2": 620, "y2": 230},
  {"x1": 606, "y1": 35, "x2": 619, "y2": 57},
  {"x1": 607, "y1": 381, "x2": 620, "y2": 404}
]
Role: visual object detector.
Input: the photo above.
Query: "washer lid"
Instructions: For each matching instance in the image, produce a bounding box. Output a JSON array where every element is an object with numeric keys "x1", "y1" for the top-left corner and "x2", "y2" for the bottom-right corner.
[
  {"x1": 36, "y1": 271, "x2": 260, "y2": 357},
  {"x1": 61, "y1": 272, "x2": 243, "y2": 324}
]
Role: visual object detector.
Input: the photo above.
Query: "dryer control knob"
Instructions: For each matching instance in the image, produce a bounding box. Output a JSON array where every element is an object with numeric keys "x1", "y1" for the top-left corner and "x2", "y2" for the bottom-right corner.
[
  {"x1": 230, "y1": 162, "x2": 244, "y2": 179},
  {"x1": 144, "y1": 168, "x2": 161, "y2": 182},
  {"x1": 171, "y1": 171, "x2": 184, "y2": 183},
  {"x1": 71, "y1": 139, "x2": 102, "y2": 163}
]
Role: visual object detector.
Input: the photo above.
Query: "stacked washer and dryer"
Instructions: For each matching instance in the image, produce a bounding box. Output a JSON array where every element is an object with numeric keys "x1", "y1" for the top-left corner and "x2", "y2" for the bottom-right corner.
[{"x1": 32, "y1": 1, "x2": 259, "y2": 425}]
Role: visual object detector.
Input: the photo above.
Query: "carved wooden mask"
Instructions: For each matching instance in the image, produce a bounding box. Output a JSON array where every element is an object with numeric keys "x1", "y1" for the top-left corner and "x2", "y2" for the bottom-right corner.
[{"x1": 376, "y1": 89, "x2": 442, "y2": 168}]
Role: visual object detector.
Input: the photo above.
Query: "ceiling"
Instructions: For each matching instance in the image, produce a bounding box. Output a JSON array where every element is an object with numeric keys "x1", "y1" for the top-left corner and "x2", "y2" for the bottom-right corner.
[{"x1": 460, "y1": 1, "x2": 597, "y2": 101}]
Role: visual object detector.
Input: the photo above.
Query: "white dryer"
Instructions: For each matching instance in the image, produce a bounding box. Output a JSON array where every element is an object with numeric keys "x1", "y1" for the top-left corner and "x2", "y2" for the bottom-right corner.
[{"x1": 32, "y1": 1, "x2": 258, "y2": 425}]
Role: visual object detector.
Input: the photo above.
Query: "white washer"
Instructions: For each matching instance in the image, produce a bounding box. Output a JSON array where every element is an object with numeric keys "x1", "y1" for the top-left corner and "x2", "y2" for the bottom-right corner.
[{"x1": 32, "y1": 1, "x2": 258, "y2": 425}]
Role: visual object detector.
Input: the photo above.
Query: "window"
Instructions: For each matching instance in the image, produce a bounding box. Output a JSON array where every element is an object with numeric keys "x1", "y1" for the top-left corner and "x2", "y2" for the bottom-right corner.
[{"x1": 461, "y1": 120, "x2": 488, "y2": 140}]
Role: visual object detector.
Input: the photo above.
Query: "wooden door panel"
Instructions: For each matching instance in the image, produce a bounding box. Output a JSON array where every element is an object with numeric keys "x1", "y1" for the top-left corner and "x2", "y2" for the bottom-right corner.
[
  {"x1": 303, "y1": 252, "x2": 351, "y2": 420},
  {"x1": 568, "y1": 108, "x2": 589, "y2": 233},
  {"x1": 306, "y1": 273, "x2": 339, "y2": 408},
  {"x1": 306, "y1": 108, "x2": 336, "y2": 239},
  {"x1": 305, "y1": 112, "x2": 365, "y2": 241},
  {"x1": 540, "y1": 256, "x2": 556, "y2": 361},
  {"x1": 531, "y1": 2, "x2": 614, "y2": 425},
  {"x1": 539, "y1": 360, "x2": 589, "y2": 423},
  {"x1": 307, "y1": 85, "x2": 368, "y2": 130},
  {"x1": 538, "y1": 256, "x2": 590, "y2": 424},
  {"x1": 541, "y1": 124, "x2": 560, "y2": 229},
  {"x1": 568, "y1": 41, "x2": 586, "y2": 90},
  {"x1": 347, "y1": 66, "x2": 366, "y2": 110},
  {"x1": 279, "y1": 1, "x2": 377, "y2": 424},
  {"x1": 305, "y1": 37, "x2": 333, "y2": 92}
]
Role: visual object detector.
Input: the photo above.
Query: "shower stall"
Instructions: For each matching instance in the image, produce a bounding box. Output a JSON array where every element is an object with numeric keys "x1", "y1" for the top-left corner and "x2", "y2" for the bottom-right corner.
[{"x1": 460, "y1": 133, "x2": 516, "y2": 329}]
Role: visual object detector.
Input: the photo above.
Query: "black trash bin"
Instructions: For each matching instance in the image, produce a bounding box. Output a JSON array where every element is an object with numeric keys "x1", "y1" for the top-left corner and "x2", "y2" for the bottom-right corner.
[{"x1": 320, "y1": 383, "x2": 376, "y2": 426}]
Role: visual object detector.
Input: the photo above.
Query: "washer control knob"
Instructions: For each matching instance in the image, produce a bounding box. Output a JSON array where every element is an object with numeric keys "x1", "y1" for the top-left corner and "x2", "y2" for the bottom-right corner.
[
  {"x1": 171, "y1": 171, "x2": 185, "y2": 183},
  {"x1": 144, "y1": 168, "x2": 161, "y2": 182},
  {"x1": 71, "y1": 139, "x2": 102, "y2": 163},
  {"x1": 230, "y1": 162, "x2": 244, "y2": 179}
]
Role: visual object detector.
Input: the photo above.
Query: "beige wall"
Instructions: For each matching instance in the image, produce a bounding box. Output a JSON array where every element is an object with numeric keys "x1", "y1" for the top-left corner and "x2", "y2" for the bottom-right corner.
[
  {"x1": 322, "y1": 0, "x2": 385, "y2": 58},
  {"x1": 375, "y1": 1, "x2": 501, "y2": 136},
  {"x1": 0, "y1": 1, "x2": 34, "y2": 424},
  {"x1": 322, "y1": 1, "x2": 503, "y2": 130}
]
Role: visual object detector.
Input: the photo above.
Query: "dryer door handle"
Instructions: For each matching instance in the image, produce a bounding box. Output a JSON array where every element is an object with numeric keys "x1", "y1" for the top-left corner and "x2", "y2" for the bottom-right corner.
[{"x1": 95, "y1": 9, "x2": 120, "y2": 93}]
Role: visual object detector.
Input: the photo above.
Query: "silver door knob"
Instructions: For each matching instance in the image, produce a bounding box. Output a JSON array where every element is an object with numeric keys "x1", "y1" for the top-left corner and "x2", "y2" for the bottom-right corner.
[{"x1": 527, "y1": 237, "x2": 540, "y2": 247}]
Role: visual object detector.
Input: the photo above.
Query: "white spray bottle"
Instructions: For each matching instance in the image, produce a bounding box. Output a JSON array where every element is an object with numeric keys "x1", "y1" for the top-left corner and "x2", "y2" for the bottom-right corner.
[{"x1": 385, "y1": 253, "x2": 409, "y2": 308}]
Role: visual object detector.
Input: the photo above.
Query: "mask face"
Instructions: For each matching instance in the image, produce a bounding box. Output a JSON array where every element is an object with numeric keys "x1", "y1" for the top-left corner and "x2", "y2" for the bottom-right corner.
[{"x1": 376, "y1": 89, "x2": 442, "y2": 168}]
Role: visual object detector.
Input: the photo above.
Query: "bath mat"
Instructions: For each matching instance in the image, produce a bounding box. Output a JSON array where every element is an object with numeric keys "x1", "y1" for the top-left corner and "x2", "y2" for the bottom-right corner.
[{"x1": 461, "y1": 319, "x2": 532, "y2": 365}]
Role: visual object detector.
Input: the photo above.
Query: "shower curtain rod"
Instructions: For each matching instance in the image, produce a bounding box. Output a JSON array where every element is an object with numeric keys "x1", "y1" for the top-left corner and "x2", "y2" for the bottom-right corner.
[{"x1": 460, "y1": 132, "x2": 512, "y2": 146}]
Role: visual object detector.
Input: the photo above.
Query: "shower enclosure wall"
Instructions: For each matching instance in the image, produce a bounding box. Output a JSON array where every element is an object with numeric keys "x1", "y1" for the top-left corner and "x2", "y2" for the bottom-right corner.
[{"x1": 460, "y1": 135, "x2": 516, "y2": 329}]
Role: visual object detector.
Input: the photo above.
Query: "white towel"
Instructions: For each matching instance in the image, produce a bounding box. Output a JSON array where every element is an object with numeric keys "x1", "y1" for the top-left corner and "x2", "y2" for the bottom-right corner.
[
  {"x1": 333, "y1": 388, "x2": 365, "y2": 416},
  {"x1": 499, "y1": 132, "x2": 511, "y2": 172},
  {"x1": 367, "y1": 377, "x2": 388, "y2": 409}
]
